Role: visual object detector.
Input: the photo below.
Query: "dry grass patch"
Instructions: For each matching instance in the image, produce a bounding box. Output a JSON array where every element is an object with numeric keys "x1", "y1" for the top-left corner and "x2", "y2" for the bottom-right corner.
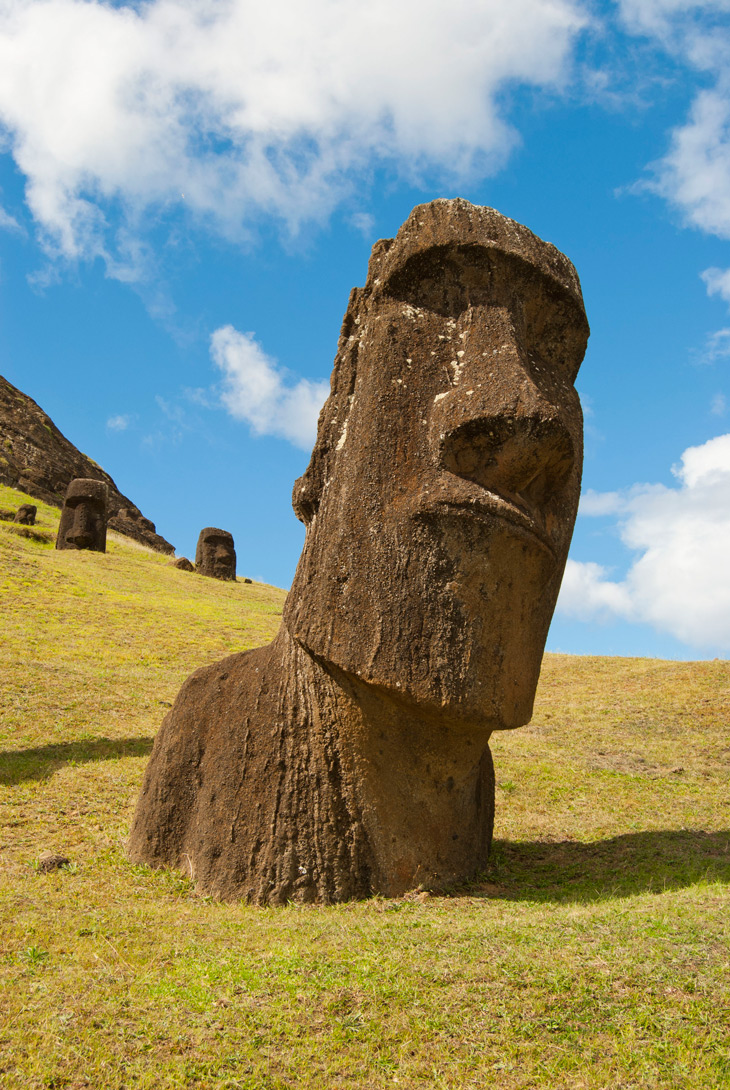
[{"x1": 0, "y1": 483, "x2": 729, "y2": 1089}]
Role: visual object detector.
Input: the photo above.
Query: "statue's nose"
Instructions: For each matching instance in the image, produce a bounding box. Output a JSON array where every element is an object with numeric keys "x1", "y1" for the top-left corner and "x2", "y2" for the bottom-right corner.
[
  {"x1": 68, "y1": 504, "x2": 93, "y2": 546},
  {"x1": 429, "y1": 348, "x2": 575, "y2": 518}
]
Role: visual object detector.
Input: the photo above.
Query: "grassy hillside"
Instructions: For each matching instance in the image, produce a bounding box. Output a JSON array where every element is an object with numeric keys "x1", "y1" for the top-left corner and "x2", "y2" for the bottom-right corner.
[{"x1": 0, "y1": 482, "x2": 728, "y2": 1089}]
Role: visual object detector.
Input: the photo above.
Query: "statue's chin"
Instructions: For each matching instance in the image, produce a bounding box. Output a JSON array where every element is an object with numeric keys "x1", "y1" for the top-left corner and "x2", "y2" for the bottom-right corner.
[{"x1": 293, "y1": 633, "x2": 528, "y2": 733}]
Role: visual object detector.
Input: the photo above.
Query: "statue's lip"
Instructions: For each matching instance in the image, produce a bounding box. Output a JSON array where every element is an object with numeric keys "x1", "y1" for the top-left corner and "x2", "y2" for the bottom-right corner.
[
  {"x1": 412, "y1": 480, "x2": 556, "y2": 557},
  {"x1": 437, "y1": 497, "x2": 554, "y2": 556}
]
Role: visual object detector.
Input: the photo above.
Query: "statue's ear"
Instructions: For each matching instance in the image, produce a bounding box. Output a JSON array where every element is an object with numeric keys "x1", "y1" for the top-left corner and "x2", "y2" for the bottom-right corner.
[
  {"x1": 292, "y1": 467, "x2": 320, "y2": 525},
  {"x1": 291, "y1": 287, "x2": 364, "y2": 526}
]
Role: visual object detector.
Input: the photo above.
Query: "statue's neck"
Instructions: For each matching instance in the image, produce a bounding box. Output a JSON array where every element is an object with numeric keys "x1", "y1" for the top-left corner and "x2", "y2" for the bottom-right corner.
[{"x1": 283, "y1": 630, "x2": 495, "y2": 896}]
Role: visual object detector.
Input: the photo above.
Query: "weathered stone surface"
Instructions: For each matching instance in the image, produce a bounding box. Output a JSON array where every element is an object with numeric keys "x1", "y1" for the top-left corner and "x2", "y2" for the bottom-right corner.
[
  {"x1": 195, "y1": 528, "x2": 236, "y2": 581},
  {"x1": 14, "y1": 503, "x2": 37, "y2": 525},
  {"x1": 169, "y1": 556, "x2": 195, "y2": 572},
  {"x1": 37, "y1": 850, "x2": 70, "y2": 873},
  {"x1": 56, "y1": 478, "x2": 108, "y2": 552},
  {"x1": 0, "y1": 374, "x2": 174, "y2": 553},
  {"x1": 129, "y1": 199, "x2": 589, "y2": 904}
]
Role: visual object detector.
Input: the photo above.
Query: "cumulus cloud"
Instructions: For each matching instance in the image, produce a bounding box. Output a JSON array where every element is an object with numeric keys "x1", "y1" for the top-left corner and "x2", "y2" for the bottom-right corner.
[
  {"x1": 619, "y1": 0, "x2": 730, "y2": 243},
  {"x1": 578, "y1": 488, "x2": 624, "y2": 515},
  {"x1": 558, "y1": 559, "x2": 634, "y2": 622},
  {"x1": 210, "y1": 325, "x2": 329, "y2": 449},
  {"x1": 651, "y1": 85, "x2": 730, "y2": 239},
  {"x1": 0, "y1": 0, "x2": 588, "y2": 274},
  {"x1": 557, "y1": 433, "x2": 730, "y2": 649}
]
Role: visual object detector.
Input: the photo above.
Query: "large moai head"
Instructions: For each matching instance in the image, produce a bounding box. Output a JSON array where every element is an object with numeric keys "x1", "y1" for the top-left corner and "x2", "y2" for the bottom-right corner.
[
  {"x1": 195, "y1": 528, "x2": 236, "y2": 581},
  {"x1": 285, "y1": 199, "x2": 588, "y2": 731},
  {"x1": 56, "y1": 479, "x2": 108, "y2": 552},
  {"x1": 14, "y1": 504, "x2": 37, "y2": 526}
]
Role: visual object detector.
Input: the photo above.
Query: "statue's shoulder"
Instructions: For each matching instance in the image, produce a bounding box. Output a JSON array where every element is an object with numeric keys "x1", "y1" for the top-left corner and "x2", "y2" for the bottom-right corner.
[{"x1": 171, "y1": 641, "x2": 276, "y2": 722}]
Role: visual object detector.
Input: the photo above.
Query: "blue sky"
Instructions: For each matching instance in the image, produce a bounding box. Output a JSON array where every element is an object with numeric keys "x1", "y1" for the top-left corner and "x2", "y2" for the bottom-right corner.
[{"x1": 1, "y1": 0, "x2": 730, "y2": 659}]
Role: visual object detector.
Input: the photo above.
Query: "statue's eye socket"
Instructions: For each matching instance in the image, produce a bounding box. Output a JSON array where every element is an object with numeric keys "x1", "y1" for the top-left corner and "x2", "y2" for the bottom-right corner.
[
  {"x1": 384, "y1": 246, "x2": 587, "y2": 383},
  {"x1": 384, "y1": 245, "x2": 491, "y2": 318}
]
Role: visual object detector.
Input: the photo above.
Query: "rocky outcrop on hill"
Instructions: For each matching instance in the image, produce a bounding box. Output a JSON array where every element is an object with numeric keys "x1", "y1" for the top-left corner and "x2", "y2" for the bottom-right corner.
[{"x1": 0, "y1": 374, "x2": 174, "y2": 553}]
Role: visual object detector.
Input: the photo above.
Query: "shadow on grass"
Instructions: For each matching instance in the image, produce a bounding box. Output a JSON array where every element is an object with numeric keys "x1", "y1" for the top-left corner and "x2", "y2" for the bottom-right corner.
[
  {"x1": 472, "y1": 830, "x2": 730, "y2": 903},
  {"x1": 0, "y1": 737, "x2": 154, "y2": 785}
]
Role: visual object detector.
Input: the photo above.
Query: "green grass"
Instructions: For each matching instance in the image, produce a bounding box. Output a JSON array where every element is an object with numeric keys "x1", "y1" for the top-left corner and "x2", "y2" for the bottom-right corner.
[{"x1": 1, "y1": 482, "x2": 729, "y2": 1089}]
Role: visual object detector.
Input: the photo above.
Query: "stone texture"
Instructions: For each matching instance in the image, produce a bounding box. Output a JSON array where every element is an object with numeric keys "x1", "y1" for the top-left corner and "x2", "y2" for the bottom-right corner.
[
  {"x1": 195, "y1": 528, "x2": 236, "y2": 581},
  {"x1": 37, "y1": 851, "x2": 70, "y2": 873},
  {"x1": 169, "y1": 556, "x2": 195, "y2": 572},
  {"x1": 56, "y1": 478, "x2": 108, "y2": 552},
  {"x1": 0, "y1": 374, "x2": 174, "y2": 553},
  {"x1": 129, "y1": 199, "x2": 589, "y2": 904},
  {"x1": 14, "y1": 503, "x2": 37, "y2": 525}
]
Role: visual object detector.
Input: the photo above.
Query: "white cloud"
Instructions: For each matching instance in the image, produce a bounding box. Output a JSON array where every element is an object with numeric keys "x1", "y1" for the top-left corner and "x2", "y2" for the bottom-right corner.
[
  {"x1": 210, "y1": 325, "x2": 329, "y2": 449},
  {"x1": 557, "y1": 559, "x2": 634, "y2": 621},
  {"x1": 618, "y1": 0, "x2": 730, "y2": 39},
  {"x1": 106, "y1": 413, "x2": 131, "y2": 431},
  {"x1": 578, "y1": 488, "x2": 624, "y2": 515},
  {"x1": 696, "y1": 327, "x2": 730, "y2": 362},
  {"x1": 558, "y1": 433, "x2": 730, "y2": 650},
  {"x1": 703, "y1": 265, "x2": 730, "y2": 304},
  {"x1": 711, "y1": 391, "x2": 727, "y2": 415},
  {"x1": 0, "y1": 0, "x2": 588, "y2": 275},
  {"x1": 350, "y1": 211, "x2": 375, "y2": 239},
  {"x1": 616, "y1": 1, "x2": 730, "y2": 247},
  {"x1": 651, "y1": 85, "x2": 730, "y2": 239},
  {"x1": 0, "y1": 203, "x2": 20, "y2": 232},
  {"x1": 673, "y1": 430, "x2": 730, "y2": 485}
]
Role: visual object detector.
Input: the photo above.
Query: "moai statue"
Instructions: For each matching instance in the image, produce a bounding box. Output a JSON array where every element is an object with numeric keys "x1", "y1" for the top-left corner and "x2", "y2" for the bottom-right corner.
[
  {"x1": 14, "y1": 504, "x2": 37, "y2": 525},
  {"x1": 195, "y1": 528, "x2": 236, "y2": 581},
  {"x1": 55, "y1": 479, "x2": 108, "y2": 552},
  {"x1": 129, "y1": 199, "x2": 589, "y2": 904},
  {"x1": 169, "y1": 556, "x2": 195, "y2": 572}
]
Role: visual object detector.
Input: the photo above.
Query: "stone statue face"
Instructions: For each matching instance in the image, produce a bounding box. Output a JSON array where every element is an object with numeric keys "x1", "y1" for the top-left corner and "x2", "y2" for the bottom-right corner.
[
  {"x1": 14, "y1": 504, "x2": 37, "y2": 525},
  {"x1": 56, "y1": 479, "x2": 108, "y2": 552},
  {"x1": 195, "y1": 528, "x2": 236, "y2": 581},
  {"x1": 285, "y1": 201, "x2": 588, "y2": 731}
]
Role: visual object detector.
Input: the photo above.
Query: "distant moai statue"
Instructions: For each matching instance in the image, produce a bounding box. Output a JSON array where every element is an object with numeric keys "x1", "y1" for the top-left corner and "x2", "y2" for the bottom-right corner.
[
  {"x1": 130, "y1": 199, "x2": 589, "y2": 904},
  {"x1": 56, "y1": 479, "x2": 108, "y2": 552},
  {"x1": 195, "y1": 528, "x2": 236, "y2": 581},
  {"x1": 14, "y1": 504, "x2": 37, "y2": 525},
  {"x1": 169, "y1": 556, "x2": 195, "y2": 572}
]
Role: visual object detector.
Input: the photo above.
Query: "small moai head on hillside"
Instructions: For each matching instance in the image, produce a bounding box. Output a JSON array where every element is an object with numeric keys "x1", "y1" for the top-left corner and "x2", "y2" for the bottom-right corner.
[
  {"x1": 195, "y1": 528, "x2": 236, "y2": 581},
  {"x1": 169, "y1": 556, "x2": 195, "y2": 572},
  {"x1": 14, "y1": 504, "x2": 37, "y2": 526},
  {"x1": 56, "y1": 479, "x2": 108, "y2": 552},
  {"x1": 285, "y1": 198, "x2": 589, "y2": 732}
]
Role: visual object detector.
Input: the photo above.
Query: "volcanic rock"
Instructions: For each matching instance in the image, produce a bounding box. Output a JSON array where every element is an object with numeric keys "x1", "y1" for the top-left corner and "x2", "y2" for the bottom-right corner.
[
  {"x1": 56, "y1": 478, "x2": 108, "y2": 552},
  {"x1": 14, "y1": 503, "x2": 37, "y2": 525},
  {"x1": 169, "y1": 556, "x2": 195, "y2": 572},
  {"x1": 129, "y1": 198, "x2": 589, "y2": 904},
  {"x1": 37, "y1": 851, "x2": 70, "y2": 873},
  {"x1": 195, "y1": 528, "x2": 236, "y2": 581},
  {"x1": 0, "y1": 374, "x2": 174, "y2": 553}
]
